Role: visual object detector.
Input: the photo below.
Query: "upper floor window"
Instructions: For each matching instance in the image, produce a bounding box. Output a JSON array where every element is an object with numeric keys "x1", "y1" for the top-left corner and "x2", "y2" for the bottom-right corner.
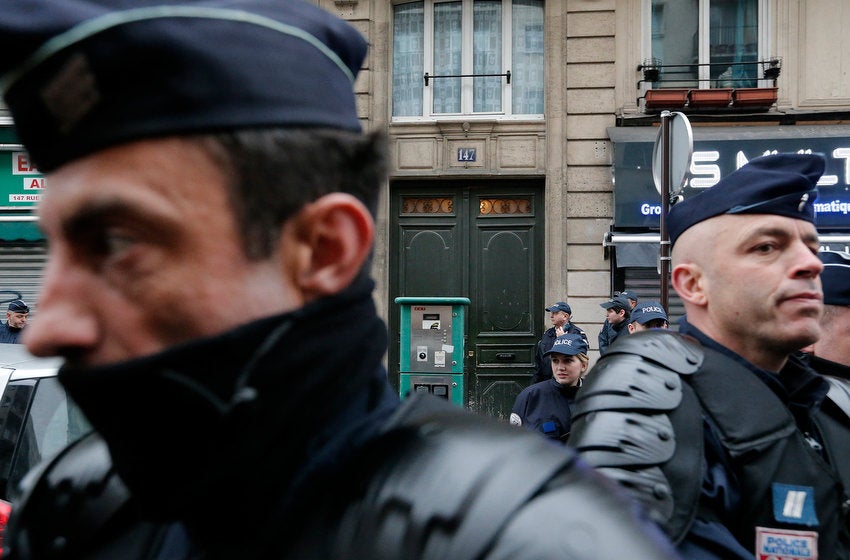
[
  {"x1": 646, "y1": 0, "x2": 767, "y2": 89},
  {"x1": 392, "y1": 0, "x2": 544, "y2": 120}
]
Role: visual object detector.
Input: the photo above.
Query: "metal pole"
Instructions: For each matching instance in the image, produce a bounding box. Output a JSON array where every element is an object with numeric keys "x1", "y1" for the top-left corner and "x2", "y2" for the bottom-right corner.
[{"x1": 659, "y1": 111, "x2": 671, "y2": 311}]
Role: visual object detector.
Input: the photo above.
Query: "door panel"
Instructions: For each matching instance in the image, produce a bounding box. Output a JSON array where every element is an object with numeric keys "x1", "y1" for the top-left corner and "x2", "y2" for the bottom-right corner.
[
  {"x1": 400, "y1": 226, "x2": 462, "y2": 296},
  {"x1": 389, "y1": 181, "x2": 544, "y2": 419}
]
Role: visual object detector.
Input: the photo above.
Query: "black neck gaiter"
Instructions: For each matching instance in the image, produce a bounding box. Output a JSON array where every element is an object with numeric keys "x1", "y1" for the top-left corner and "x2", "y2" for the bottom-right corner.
[{"x1": 58, "y1": 277, "x2": 393, "y2": 543}]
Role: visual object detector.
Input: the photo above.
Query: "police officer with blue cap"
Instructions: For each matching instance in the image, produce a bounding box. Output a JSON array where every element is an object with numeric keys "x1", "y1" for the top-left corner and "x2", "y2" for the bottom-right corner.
[
  {"x1": 533, "y1": 301, "x2": 588, "y2": 383},
  {"x1": 0, "y1": 2, "x2": 681, "y2": 560},
  {"x1": 809, "y1": 250, "x2": 850, "y2": 495},
  {"x1": 598, "y1": 294, "x2": 631, "y2": 355},
  {"x1": 512, "y1": 333, "x2": 589, "y2": 442},
  {"x1": 571, "y1": 153, "x2": 850, "y2": 558},
  {"x1": 0, "y1": 299, "x2": 29, "y2": 344},
  {"x1": 627, "y1": 301, "x2": 669, "y2": 333}
]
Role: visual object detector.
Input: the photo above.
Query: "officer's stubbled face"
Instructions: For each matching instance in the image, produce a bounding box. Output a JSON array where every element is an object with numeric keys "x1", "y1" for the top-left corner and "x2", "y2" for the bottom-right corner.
[
  {"x1": 6, "y1": 311, "x2": 27, "y2": 329},
  {"x1": 671, "y1": 213, "x2": 823, "y2": 372},
  {"x1": 23, "y1": 138, "x2": 303, "y2": 367}
]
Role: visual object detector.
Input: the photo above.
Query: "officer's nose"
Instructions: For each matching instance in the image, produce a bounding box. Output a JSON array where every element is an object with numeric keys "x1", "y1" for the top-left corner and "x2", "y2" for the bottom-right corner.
[{"x1": 23, "y1": 258, "x2": 98, "y2": 359}]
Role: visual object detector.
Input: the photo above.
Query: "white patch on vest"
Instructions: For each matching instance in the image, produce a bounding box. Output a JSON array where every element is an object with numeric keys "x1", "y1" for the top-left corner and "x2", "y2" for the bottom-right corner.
[
  {"x1": 509, "y1": 413, "x2": 522, "y2": 426},
  {"x1": 782, "y1": 490, "x2": 808, "y2": 519}
]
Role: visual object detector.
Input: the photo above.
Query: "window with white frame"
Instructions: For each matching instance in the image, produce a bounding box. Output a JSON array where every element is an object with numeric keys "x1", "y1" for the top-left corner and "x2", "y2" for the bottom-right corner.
[
  {"x1": 392, "y1": 0, "x2": 544, "y2": 119},
  {"x1": 646, "y1": 0, "x2": 768, "y2": 89}
]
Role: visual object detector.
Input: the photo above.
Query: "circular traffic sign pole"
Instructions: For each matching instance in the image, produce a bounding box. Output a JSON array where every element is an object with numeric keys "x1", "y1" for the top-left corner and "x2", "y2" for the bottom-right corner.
[
  {"x1": 660, "y1": 111, "x2": 671, "y2": 311},
  {"x1": 652, "y1": 111, "x2": 692, "y2": 313}
]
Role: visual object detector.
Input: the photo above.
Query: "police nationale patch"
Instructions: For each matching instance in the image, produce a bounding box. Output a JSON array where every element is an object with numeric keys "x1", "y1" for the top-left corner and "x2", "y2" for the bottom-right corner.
[
  {"x1": 755, "y1": 527, "x2": 818, "y2": 560},
  {"x1": 509, "y1": 413, "x2": 522, "y2": 426}
]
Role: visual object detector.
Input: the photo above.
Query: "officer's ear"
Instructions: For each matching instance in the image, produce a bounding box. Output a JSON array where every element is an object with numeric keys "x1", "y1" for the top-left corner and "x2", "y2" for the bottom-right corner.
[
  {"x1": 280, "y1": 193, "x2": 374, "y2": 300},
  {"x1": 671, "y1": 262, "x2": 707, "y2": 307}
]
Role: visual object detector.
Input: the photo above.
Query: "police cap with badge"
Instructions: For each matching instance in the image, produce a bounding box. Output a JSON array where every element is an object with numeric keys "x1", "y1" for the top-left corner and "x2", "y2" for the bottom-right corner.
[
  {"x1": 600, "y1": 295, "x2": 631, "y2": 314},
  {"x1": 667, "y1": 153, "x2": 823, "y2": 247},
  {"x1": 7, "y1": 300, "x2": 28, "y2": 314},
  {"x1": 545, "y1": 301, "x2": 572, "y2": 314},
  {"x1": 544, "y1": 333, "x2": 588, "y2": 357},
  {"x1": 0, "y1": 0, "x2": 367, "y2": 173},
  {"x1": 630, "y1": 301, "x2": 668, "y2": 325}
]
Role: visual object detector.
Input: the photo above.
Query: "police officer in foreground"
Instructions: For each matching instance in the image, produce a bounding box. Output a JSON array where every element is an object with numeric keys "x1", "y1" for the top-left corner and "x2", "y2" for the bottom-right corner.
[
  {"x1": 0, "y1": 2, "x2": 679, "y2": 559},
  {"x1": 570, "y1": 153, "x2": 850, "y2": 558}
]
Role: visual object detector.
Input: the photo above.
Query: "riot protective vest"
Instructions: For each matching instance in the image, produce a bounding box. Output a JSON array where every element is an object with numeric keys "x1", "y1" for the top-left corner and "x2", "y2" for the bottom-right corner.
[{"x1": 570, "y1": 330, "x2": 850, "y2": 557}]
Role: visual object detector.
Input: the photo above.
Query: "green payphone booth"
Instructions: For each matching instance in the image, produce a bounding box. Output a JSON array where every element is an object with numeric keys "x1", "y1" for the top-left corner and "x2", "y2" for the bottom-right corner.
[{"x1": 396, "y1": 297, "x2": 469, "y2": 407}]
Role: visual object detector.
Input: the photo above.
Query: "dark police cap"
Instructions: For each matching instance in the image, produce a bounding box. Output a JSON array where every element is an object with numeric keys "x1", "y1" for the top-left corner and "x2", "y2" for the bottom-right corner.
[
  {"x1": 600, "y1": 295, "x2": 631, "y2": 312},
  {"x1": 0, "y1": 0, "x2": 367, "y2": 172},
  {"x1": 545, "y1": 301, "x2": 572, "y2": 314},
  {"x1": 667, "y1": 153, "x2": 823, "y2": 246},
  {"x1": 820, "y1": 250, "x2": 850, "y2": 306},
  {"x1": 629, "y1": 301, "x2": 668, "y2": 325},
  {"x1": 8, "y1": 300, "x2": 28, "y2": 313},
  {"x1": 617, "y1": 290, "x2": 638, "y2": 303},
  {"x1": 543, "y1": 333, "x2": 588, "y2": 357}
]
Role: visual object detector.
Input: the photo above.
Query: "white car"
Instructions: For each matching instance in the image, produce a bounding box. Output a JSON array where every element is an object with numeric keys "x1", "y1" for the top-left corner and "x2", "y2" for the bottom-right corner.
[{"x1": 0, "y1": 344, "x2": 90, "y2": 544}]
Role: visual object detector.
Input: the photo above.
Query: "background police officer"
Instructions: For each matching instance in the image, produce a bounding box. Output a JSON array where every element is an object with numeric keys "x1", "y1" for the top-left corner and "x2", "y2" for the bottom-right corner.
[{"x1": 533, "y1": 301, "x2": 588, "y2": 383}]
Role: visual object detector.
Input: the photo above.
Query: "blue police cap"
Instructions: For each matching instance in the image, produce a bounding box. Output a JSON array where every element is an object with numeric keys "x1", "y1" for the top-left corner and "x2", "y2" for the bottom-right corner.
[
  {"x1": 820, "y1": 250, "x2": 850, "y2": 306},
  {"x1": 545, "y1": 301, "x2": 572, "y2": 314},
  {"x1": 600, "y1": 295, "x2": 631, "y2": 313},
  {"x1": 0, "y1": 0, "x2": 367, "y2": 172},
  {"x1": 543, "y1": 333, "x2": 588, "y2": 357},
  {"x1": 7, "y1": 300, "x2": 28, "y2": 313},
  {"x1": 667, "y1": 153, "x2": 824, "y2": 247},
  {"x1": 616, "y1": 290, "x2": 638, "y2": 305},
  {"x1": 629, "y1": 301, "x2": 668, "y2": 325}
]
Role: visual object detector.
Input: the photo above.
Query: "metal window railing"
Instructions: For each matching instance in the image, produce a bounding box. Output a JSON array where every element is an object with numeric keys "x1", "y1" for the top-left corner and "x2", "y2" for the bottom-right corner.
[
  {"x1": 424, "y1": 70, "x2": 511, "y2": 86},
  {"x1": 636, "y1": 57, "x2": 781, "y2": 90}
]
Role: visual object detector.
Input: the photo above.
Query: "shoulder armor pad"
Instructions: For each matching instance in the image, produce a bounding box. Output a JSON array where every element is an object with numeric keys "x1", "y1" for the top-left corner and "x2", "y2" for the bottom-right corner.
[
  {"x1": 569, "y1": 330, "x2": 705, "y2": 543},
  {"x1": 335, "y1": 394, "x2": 578, "y2": 560},
  {"x1": 5, "y1": 432, "x2": 133, "y2": 559},
  {"x1": 334, "y1": 394, "x2": 679, "y2": 560},
  {"x1": 570, "y1": 411, "x2": 675, "y2": 467},
  {"x1": 572, "y1": 355, "x2": 683, "y2": 417},
  {"x1": 597, "y1": 466, "x2": 674, "y2": 525},
  {"x1": 605, "y1": 330, "x2": 704, "y2": 373}
]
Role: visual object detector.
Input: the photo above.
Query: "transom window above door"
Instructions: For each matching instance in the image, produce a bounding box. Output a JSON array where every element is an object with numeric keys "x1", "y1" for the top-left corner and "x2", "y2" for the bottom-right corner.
[{"x1": 392, "y1": 0, "x2": 544, "y2": 120}]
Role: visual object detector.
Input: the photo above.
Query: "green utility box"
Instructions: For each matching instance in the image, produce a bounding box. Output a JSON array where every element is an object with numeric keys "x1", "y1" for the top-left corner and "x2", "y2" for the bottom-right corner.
[{"x1": 395, "y1": 297, "x2": 470, "y2": 407}]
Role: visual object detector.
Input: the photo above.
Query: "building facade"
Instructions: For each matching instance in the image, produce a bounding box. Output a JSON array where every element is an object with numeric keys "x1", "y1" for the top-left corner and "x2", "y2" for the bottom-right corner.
[{"x1": 1, "y1": 1, "x2": 849, "y2": 416}]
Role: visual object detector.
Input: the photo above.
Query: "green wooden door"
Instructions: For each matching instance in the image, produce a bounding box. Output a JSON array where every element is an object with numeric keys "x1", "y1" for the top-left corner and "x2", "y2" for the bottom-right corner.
[{"x1": 389, "y1": 181, "x2": 544, "y2": 419}]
